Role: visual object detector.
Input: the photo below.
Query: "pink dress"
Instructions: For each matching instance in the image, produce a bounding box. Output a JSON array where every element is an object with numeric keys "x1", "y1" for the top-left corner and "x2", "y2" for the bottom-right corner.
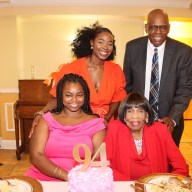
[{"x1": 25, "y1": 112, "x2": 105, "y2": 181}]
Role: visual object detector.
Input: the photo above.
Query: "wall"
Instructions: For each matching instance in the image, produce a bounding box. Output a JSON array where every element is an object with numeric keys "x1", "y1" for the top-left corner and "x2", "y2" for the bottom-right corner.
[
  {"x1": 0, "y1": 92, "x2": 18, "y2": 148},
  {"x1": 0, "y1": 5, "x2": 191, "y2": 148},
  {"x1": 17, "y1": 15, "x2": 144, "y2": 79},
  {"x1": 0, "y1": 16, "x2": 18, "y2": 88},
  {"x1": 0, "y1": 13, "x2": 145, "y2": 149}
]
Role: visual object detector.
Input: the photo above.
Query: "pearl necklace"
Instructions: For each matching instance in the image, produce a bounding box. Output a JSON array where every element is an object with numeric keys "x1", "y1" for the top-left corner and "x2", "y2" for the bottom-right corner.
[{"x1": 134, "y1": 139, "x2": 142, "y2": 151}]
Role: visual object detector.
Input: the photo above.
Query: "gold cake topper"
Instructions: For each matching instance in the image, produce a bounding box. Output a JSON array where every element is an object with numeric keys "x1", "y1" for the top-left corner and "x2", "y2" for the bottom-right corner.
[{"x1": 73, "y1": 143, "x2": 109, "y2": 171}]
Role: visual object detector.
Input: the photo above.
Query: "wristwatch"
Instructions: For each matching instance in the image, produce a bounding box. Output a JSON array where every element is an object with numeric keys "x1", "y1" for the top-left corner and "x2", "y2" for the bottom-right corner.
[{"x1": 34, "y1": 111, "x2": 44, "y2": 118}]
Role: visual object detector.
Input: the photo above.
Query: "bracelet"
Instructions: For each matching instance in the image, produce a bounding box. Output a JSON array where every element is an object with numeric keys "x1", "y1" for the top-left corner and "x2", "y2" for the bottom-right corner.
[
  {"x1": 34, "y1": 111, "x2": 44, "y2": 118},
  {"x1": 53, "y1": 166, "x2": 59, "y2": 176},
  {"x1": 58, "y1": 168, "x2": 62, "y2": 177}
]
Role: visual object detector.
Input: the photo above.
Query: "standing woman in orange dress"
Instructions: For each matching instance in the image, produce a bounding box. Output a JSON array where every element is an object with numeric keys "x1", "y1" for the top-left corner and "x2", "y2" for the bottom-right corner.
[{"x1": 31, "y1": 22, "x2": 126, "y2": 133}]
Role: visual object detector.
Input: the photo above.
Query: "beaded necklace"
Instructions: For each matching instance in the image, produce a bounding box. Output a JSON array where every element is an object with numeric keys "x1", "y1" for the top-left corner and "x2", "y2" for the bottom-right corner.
[{"x1": 134, "y1": 139, "x2": 142, "y2": 151}]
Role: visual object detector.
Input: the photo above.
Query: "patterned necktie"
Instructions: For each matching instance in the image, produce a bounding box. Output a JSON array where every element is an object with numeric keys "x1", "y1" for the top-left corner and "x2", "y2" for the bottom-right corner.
[{"x1": 149, "y1": 48, "x2": 159, "y2": 120}]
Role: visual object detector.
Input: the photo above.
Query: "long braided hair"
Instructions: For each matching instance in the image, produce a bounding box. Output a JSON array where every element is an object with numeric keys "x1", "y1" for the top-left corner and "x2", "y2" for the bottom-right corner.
[
  {"x1": 52, "y1": 73, "x2": 93, "y2": 115},
  {"x1": 71, "y1": 21, "x2": 116, "y2": 60}
]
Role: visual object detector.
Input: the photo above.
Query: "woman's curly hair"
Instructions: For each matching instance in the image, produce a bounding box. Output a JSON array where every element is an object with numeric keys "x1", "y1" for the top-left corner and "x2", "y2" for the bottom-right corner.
[
  {"x1": 52, "y1": 73, "x2": 93, "y2": 115},
  {"x1": 71, "y1": 21, "x2": 116, "y2": 60}
]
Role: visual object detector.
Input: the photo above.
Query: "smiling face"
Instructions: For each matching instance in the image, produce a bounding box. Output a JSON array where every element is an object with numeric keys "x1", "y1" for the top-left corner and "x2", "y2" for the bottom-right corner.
[
  {"x1": 62, "y1": 82, "x2": 85, "y2": 112},
  {"x1": 145, "y1": 9, "x2": 170, "y2": 47},
  {"x1": 124, "y1": 106, "x2": 148, "y2": 133},
  {"x1": 90, "y1": 31, "x2": 114, "y2": 60}
]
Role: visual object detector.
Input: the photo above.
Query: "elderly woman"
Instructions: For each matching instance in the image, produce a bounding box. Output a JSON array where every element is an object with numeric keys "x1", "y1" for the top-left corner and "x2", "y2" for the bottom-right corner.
[{"x1": 104, "y1": 92, "x2": 189, "y2": 181}]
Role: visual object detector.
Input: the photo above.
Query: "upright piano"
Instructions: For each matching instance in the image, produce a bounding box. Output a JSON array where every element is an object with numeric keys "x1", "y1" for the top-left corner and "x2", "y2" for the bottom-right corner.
[{"x1": 14, "y1": 80, "x2": 51, "y2": 160}]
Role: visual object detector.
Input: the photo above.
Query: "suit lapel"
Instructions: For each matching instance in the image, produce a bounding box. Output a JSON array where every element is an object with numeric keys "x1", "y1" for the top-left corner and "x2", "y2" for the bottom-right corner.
[
  {"x1": 139, "y1": 37, "x2": 148, "y2": 94},
  {"x1": 159, "y1": 38, "x2": 174, "y2": 97}
]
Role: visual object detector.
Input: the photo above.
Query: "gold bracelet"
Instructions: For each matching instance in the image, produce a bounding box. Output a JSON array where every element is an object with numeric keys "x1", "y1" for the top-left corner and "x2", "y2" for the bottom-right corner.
[
  {"x1": 53, "y1": 166, "x2": 58, "y2": 176},
  {"x1": 58, "y1": 168, "x2": 62, "y2": 177},
  {"x1": 34, "y1": 111, "x2": 44, "y2": 118}
]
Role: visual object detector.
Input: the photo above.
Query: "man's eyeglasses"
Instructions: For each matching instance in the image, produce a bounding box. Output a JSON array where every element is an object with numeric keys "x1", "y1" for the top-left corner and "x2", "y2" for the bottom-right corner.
[{"x1": 147, "y1": 24, "x2": 169, "y2": 32}]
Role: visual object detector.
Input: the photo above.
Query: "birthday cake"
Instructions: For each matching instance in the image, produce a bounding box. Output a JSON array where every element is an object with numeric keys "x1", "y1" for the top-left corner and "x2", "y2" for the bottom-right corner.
[{"x1": 68, "y1": 164, "x2": 114, "y2": 192}]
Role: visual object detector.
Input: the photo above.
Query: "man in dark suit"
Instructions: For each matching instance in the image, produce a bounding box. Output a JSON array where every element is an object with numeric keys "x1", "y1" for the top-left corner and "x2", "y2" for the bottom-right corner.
[{"x1": 123, "y1": 8, "x2": 192, "y2": 147}]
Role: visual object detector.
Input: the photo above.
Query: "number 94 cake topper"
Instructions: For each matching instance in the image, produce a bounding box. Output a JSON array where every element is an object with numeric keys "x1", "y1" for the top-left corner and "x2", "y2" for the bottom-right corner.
[{"x1": 73, "y1": 143, "x2": 109, "y2": 171}]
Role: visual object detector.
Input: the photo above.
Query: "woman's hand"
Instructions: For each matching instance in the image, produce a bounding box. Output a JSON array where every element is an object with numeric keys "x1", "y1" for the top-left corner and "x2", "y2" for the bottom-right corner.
[
  {"x1": 104, "y1": 101, "x2": 120, "y2": 124},
  {"x1": 29, "y1": 97, "x2": 57, "y2": 138},
  {"x1": 28, "y1": 114, "x2": 42, "y2": 138}
]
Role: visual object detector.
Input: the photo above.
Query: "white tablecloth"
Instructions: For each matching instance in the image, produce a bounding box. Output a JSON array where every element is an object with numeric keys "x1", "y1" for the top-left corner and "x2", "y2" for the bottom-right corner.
[{"x1": 41, "y1": 181, "x2": 134, "y2": 192}]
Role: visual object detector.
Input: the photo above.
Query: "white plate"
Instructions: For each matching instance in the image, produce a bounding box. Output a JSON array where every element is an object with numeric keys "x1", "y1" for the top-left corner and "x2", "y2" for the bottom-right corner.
[
  {"x1": 139, "y1": 174, "x2": 191, "y2": 192},
  {"x1": 134, "y1": 173, "x2": 192, "y2": 192},
  {"x1": 145, "y1": 176, "x2": 171, "y2": 191},
  {"x1": 0, "y1": 179, "x2": 33, "y2": 192}
]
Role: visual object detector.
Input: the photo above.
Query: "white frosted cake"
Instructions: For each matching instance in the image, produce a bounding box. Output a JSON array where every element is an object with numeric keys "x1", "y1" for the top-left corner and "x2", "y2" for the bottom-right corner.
[{"x1": 68, "y1": 165, "x2": 114, "y2": 192}]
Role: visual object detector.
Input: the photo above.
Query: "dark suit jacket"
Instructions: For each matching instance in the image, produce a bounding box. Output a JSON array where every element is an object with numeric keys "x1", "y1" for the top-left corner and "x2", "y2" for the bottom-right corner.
[{"x1": 123, "y1": 36, "x2": 192, "y2": 146}]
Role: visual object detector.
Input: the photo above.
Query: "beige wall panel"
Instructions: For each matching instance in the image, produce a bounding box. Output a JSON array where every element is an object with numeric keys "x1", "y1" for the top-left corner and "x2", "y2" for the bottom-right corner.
[
  {"x1": 0, "y1": 93, "x2": 18, "y2": 140},
  {"x1": 0, "y1": 16, "x2": 18, "y2": 88}
]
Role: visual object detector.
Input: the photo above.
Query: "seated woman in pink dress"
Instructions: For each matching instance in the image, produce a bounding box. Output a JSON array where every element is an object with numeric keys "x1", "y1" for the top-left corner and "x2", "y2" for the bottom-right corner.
[
  {"x1": 25, "y1": 73, "x2": 106, "y2": 181},
  {"x1": 105, "y1": 92, "x2": 189, "y2": 181}
]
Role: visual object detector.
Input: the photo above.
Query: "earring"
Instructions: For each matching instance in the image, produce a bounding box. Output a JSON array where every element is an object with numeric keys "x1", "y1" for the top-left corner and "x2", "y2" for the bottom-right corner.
[
  {"x1": 91, "y1": 46, "x2": 93, "y2": 49},
  {"x1": 146, "y1": 118, "x2": 148, "y2": 123},
  {"x1": 124, "y1": 118, "x2": 126, "y2": 122}
]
